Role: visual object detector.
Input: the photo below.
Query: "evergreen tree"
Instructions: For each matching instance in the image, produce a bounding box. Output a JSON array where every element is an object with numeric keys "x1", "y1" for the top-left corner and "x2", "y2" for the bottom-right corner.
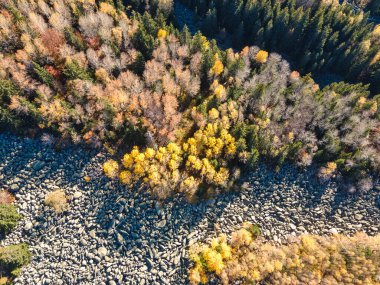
[
  {"x1": 64, "y1": 28, "x2": 86, "y2": 51},
  {"x1": 180, "y1": 25, "x2": 192, "y2": 45},
  {"x1": 32, "y1": 62, "x2": 55, "y2": 87},
  {"x1": 232, "y1": 22, "x2": 244, "y2": 49},
  {"x1": 177, "y1": 0, "x2": 379, "y2": 92},
  {"x1": 369, "y1": 62, "x2": 380, "y2": 94},
  {"x1": 367, "y1": 0, "x2": 380, "y2": 16},
  {"x1": 63, "y1": 61, "x2": 92, "y2": 81},
  {"x1": 264, "y1": 20, "x2": 273, "y2": 50},
  {"x1": 132, "y1": 13, "x2": 157, "y2": 59},
  {"x1": 202, "y1": 8, "x2": 218, "y2": 36}
]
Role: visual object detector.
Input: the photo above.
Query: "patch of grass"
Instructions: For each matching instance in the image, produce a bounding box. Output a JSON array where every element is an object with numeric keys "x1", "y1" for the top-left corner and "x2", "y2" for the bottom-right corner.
[{"x1": 44, "y1": 190, "x2": 68, "y2": 213}]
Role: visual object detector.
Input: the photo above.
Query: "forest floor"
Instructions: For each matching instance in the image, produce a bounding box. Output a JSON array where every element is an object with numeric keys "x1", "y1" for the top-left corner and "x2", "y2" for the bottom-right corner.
[{"x1": 1, "y1": 133, "x2": 379, "y2": 285}]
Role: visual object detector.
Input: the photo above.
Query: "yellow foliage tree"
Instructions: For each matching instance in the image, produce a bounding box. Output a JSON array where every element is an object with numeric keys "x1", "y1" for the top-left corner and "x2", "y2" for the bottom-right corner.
[
  {"x1": 189, "y1": 226, "x2": 380, "y2": 285},
  {"x1": 212, "y1": 81, "x2": 226, "y2": 101},
  {"x1": 103, "y1": 159, "x2": 119, "y2": 178},
  {"x1": 99, "y1": 2, "x2": 117, "y2": 17},
  {"x1": 157, "y1": 28, "x2": 168, "y2": 39},
  {"x1": 189, "y1": 235, "x2": 233, "y2": 284},
  {"x1": 212, "y1": 60, "x2": 224, "y2": 75},
  {"x1": 255, "y1": 50, "x2": 269, "y2": 63},
  {"x1": 107, "y1": 119, "x2": 238, "y2": 200},
  {"x1": 208, "y1": 108, "x2": 219, "y2": 120}
]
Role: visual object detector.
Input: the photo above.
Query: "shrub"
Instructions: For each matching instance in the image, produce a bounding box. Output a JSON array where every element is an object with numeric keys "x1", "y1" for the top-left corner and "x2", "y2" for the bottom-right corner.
[
  {"x1": 0, "y1": 243, "x2": 31, "y2": 279},
  {"x1": 0, "y1": 204, "x2": 21, "y2": 238},
  {"x1": 103, "y1": 159, "x2": 119, "y2": 179},
  {"x1": 0, "y1": 191, "x2": 15, "y2": 204},
  {"x1": 317, "y1": 161, "x2": 338, "y2": 182},
  {"x1": 189, "y1": 226, "x2": 380, "y2": 285},
  {"x1": 44, "y1": 190, "x2": 68, "y2": 213}
]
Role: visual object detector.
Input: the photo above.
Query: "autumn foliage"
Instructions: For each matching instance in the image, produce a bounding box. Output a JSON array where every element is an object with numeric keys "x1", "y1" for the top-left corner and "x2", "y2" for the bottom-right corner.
[
  {"x1": 0, "y1": 1, "x2": 379, "y2": 200},
  {"x1": 189, "y1": 225, "x2": 380, "y2": 285}
]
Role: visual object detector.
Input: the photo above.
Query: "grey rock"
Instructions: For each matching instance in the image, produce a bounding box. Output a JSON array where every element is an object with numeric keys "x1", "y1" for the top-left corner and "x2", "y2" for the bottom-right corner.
[
  {"x1": 355, "y1": 214, "x2": 364, "y2": 220},
  {"x1": 73, "y1": 192, "x2": 83, "y2": 199},
  {"x1": 10, "y1": 184, "x2": 19, "y2": 191},
  {"x1": 329, "y1": 228, "x2": 339, "y2": 235},
  {"x1": 89, "y1": 230, "x2": 96, "y2": 239},
  {"x1": 1, "y1": 133, "x2": 380, "y2": 285},
  {"x1": 14, "y1": 177, "x2": 22, "y2": 184},
  {"x1": 97, "y1": 247, "x2": 108, "y2": 257},
  {"x1": 146, "y1": 259, "x2": 154, "y2": 270},
  {"x1": 157, "y1": 220, "x2": 166, "y2": 228},
  {"x1": 32, "y1": 161, "x2": 45, "y2": 171},
  {"x1": 131, "y1": 232, "x2": 139, "y2": 239},
  {"x1": 24, "y1": 222, "x2": 33, "y2": 231}
]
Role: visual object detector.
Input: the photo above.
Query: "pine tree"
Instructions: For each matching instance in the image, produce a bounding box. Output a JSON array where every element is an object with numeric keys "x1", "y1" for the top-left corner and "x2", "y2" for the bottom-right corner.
[
  {"x1": 256, "y1": 27, "x2": 264, "y2": 47},
  {"x1": 32, "y1": 62, "x2": 55, "y2": 87},
  {"x1": 264, "y1": 20, "x2": 273, "y2": 50},
  {"x1": 202, "y1": 8, "x2": 218, "y2": 36},
  {"x1": 367, "y1": 0, "x2": 380, "y2": 16},
  {"x1": 130, "y1": 51, "x2": 146, "y2": 75},
  {"x1": 115, "y1": 0, "x2": 125, "y2": 10},
  {"x1": 369, "y1": 62, "x2": 380, "y2": 94},
  {"x1": 232, "y1": 22, "x2": 244, "y2": 49},
  {"x1": 242, "y1": 0, "x2": 259, "y2": 41},
  {"x1": 132, "y1": 13, "x2": 156, "y2": 59},
  {"x1": 181, "y1": 25, "x2": 192, "y2": 45},
  {"x1": 177, "y1": 0, "x2": 379, "y2": 92},
  {"x1": 63, "y1": 61, "x2": 92, "y2": 81},
  {"x1": 0, "y1": 80, "x2": 19, "y2": 100},
  {"x1": 64, "y1": 28, "x2": 86, "y2": 51}
]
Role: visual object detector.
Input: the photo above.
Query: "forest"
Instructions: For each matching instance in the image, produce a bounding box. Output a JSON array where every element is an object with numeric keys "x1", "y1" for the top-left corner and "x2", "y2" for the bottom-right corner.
[
  {"x1": 0, "y1": 0, "x2": 379, "y2": 200},
  {"x1": 175, "y1": 0, "x2": 380, "y2": 94},
  {"x1": 0, "y1": 0, "x2": 379, "y2": 284}
]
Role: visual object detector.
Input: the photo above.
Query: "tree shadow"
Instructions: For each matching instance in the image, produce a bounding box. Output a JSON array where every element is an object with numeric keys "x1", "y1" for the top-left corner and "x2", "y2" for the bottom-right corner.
[
  {"x1": 0, "y1": 132, "x2": 232, "y2": 283},
  {"x1": 93, "y1": 180, "x2": 234, "y2": 282},
  {"x1": 1, "y1": 132, "x2": 379, "y2": 284}
]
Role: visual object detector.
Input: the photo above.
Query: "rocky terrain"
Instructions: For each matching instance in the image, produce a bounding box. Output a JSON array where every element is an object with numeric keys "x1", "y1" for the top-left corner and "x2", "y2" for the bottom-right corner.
[{"x1": 0, "y1": 133, "x2": 379, "y2": 285}]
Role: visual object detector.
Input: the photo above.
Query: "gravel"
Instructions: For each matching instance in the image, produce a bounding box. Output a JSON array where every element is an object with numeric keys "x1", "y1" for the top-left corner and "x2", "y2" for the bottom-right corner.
[{"x1": 0, "y1": 133, "x2": 379, "y2": 285}]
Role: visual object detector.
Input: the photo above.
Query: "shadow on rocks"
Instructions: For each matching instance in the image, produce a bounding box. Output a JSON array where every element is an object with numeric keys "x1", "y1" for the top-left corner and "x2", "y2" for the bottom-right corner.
[
  {"x1": 2, "y1": 132, "x2": 379, "y2": 284},
  {"x1": 94, "y1": 180, "x2": 233, "y2": 282}
]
